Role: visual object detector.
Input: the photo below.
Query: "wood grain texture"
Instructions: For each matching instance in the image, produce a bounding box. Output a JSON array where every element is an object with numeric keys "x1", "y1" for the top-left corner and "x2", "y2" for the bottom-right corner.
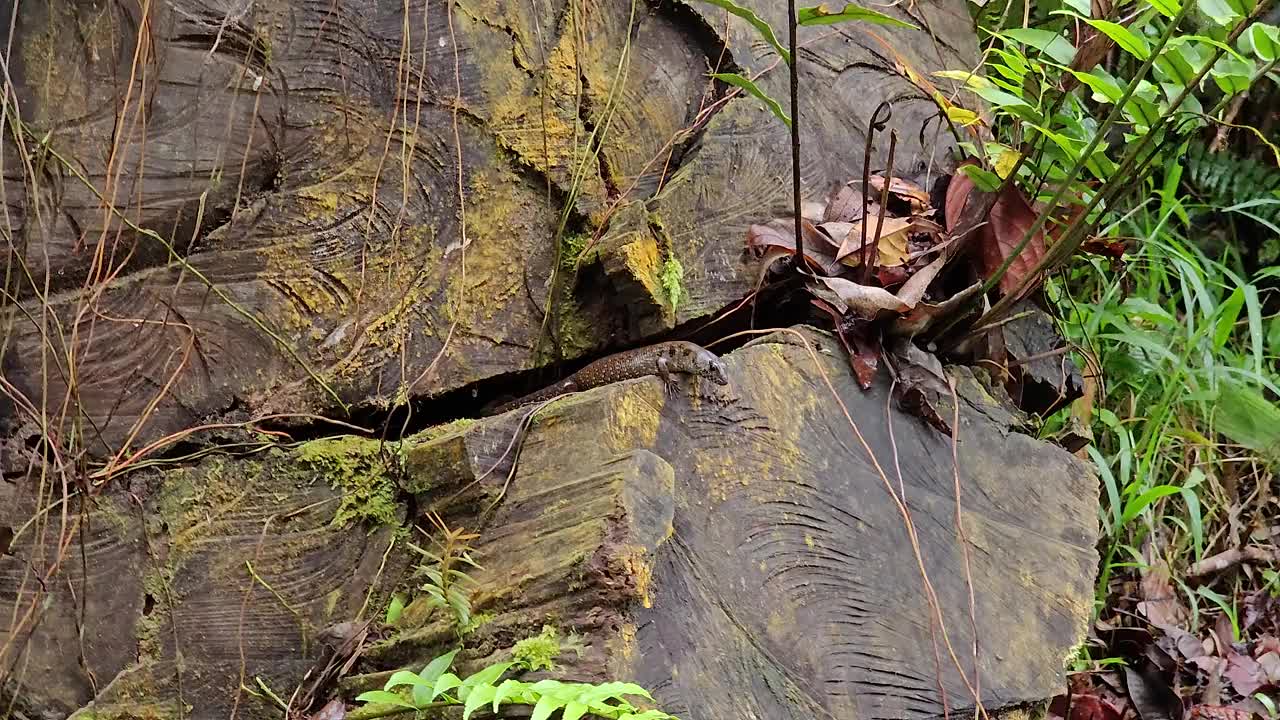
[
  {"x1": 5, "y1": 328, "x2": 1095, "y2": 718},
  {"x1": 2, "y1": 0, "x2": 979, "y2": 461},
  {"x1": 596, "y1": 0, "x2": 980, "y2": 326},
  {"x1": 1, "y1": 440, "x2": 402, "y2": 718}
]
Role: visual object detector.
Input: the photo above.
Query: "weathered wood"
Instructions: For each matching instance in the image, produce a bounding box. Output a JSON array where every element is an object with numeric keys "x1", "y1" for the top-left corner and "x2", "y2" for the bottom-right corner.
[
  {"x1": 1, "y1": 0, "x2": 979, "y2": 460},
  {"x1": 0, "y1": 441, "x2": 403, "y2": 718},
  {"x1": 6, "y1": 328, "x2": 1097, "y2": 719}
]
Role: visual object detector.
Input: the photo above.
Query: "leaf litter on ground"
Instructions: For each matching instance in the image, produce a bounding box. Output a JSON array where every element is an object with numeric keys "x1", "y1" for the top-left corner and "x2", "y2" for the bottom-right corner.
[{"x1": 746, "y1": 163, "x2": 1077, "y2": 432}]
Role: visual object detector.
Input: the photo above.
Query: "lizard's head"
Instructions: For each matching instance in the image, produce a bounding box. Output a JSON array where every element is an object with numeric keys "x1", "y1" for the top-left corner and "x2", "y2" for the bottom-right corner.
[{"x1": 696, "y1": 350, "x2": 730, "y2": 386}]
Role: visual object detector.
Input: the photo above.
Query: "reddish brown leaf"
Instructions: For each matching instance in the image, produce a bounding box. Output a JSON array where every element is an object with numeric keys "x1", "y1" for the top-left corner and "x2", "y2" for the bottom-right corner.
[
  {"x1": 1049, "y1": 693, "x2": 1126, "y2": 720},
  {"x1": 1080, "y1": 237, "x2": 1129, "y2": 259},
  {"x1": 979, "y1": 183, "x2": 1049, "y2": 296},
  {"x1": 810, "y1": 297, "x2": 845, "y2": 326},
  {"x1": 847, "y1": 330, "x2": 880, "y2": 389},
  {"x1": 876, "y1": 265, "x2": 911, "y2": 287},
  {"x1": 945, "y1": 165, "x2": 977, "y2": 233}
]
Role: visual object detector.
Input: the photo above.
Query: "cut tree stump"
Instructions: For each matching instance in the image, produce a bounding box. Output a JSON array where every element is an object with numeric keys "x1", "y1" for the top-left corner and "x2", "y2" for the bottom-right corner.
[
  {"x1": 1, "y1": 0, "x2": 978, "y2": 459},
  {"x1": 2, "y1": 328, "x2": 1099, "y2": 719}
]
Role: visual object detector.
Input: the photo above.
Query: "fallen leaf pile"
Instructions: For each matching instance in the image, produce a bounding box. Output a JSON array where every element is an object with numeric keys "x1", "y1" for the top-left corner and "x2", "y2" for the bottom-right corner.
[
  {"x1": 746, "y1": 166, "x2": 1095, "y2": 427},
  {"x1": 1058, "y1": 528, "x2": 1280, "y2": 720},
  {"x1": 748, "y1": 175, "x2": 974, "y2": 398}
]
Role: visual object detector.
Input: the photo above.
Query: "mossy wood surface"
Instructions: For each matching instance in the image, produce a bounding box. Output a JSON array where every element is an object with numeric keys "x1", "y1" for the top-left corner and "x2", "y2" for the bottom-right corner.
[
  {"x1": 1, "y1": 0, "x2": 977, "y2": 458},
  {"x1": 3, "y1": 329, "x2": 1097, "y2": 719}
]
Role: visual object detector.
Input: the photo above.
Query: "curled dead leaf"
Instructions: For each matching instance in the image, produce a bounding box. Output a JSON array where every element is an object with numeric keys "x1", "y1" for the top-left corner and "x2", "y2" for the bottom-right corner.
[
  {"x1": 747, "y1": 220, "x2": 843, "y2": 276},
  {"x1": 870, "y1": 174, "x2": 931, "y2": 213},
  {"x1": 896, "y1": 252, "x2": 947, "y2": 308},
  {"x1": 889, "y1": 280, "x2": 983, "y2": 337},
  {"x1": 815, "y1": 276, "x2": 910, "y2": 319},
  {"x1": 818, "y1": 221, "x2": 857, "y2": 248},
  {"x1": 945, "y1": 164, "x2": 978, "y2": 234}
]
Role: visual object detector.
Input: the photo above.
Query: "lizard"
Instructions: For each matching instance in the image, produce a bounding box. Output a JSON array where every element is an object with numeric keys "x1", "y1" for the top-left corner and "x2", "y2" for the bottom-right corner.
[
  {"x1": 456, "y1": 341, "x2": 729, "y2": 525},
  {"x1": 493, "y1": 340, "x2": 729, "y2": 415}
]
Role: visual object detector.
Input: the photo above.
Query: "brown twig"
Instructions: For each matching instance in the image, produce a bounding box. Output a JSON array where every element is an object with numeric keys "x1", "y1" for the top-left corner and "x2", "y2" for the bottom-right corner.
[
  {"x1": 864, "y1": 129, "x2": 898, "y2": 285},
  {"x1": 1186, "y1": 546, "x2": 1278, "y2": 581},
  {"x1": 788, "y1": 0, "x2": 804, "y2": 273}
]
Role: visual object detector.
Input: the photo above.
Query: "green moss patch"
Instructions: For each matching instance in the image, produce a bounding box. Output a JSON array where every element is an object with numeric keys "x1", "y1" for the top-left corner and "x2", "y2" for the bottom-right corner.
[{"x1": 296, "y1": 437, "x2": 402, "y2": 528}]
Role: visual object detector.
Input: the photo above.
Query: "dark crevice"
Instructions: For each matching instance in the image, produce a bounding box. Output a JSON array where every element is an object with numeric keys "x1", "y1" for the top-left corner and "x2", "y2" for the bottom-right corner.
[
  {"x1": 574, "y1": 74, "x2": 622, "y2": 200},
  {"x1": 253, "y1": 275, "x2": 814, "y2": 449},
  {"x1": 169, "y1": 8, "x2": 274, "y2": 76}
]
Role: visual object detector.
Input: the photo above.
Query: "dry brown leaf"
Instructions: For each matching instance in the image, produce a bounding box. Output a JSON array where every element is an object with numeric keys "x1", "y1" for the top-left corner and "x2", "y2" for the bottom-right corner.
[
  {"x1": 836, "y1": 216, "x2": 913, "y2": 264},
  {"x1": 889, "y1": 280, "x2": 983, "y2": 337},
  {"x1": 876, "y1": 266, "x2": 911, "y2": 287},
  {"x1": 752, "y1": 245, "x2": 794, "y2": 292},
  {"x1": 1138, "y1": 539, "x2": 1189, "y2": 635},
  {"x1": 896, "y1": 253, "x2": 947, "y2": 308},
  {"x1": 1224, "y1": 651, "x2": 1268, "y2": 696},
  {"x1": 870, "y1": 174, "x2": 931, "y2": 213},
  {"x1": 817, "y1": 221, "x2": 857, "y2": 249},
  {"x1": 747, "y1": 220, "x2": 843, "y2": 276},
  {"x1": 1258, "y1": 651, "x2": 1280, "y2": 684},
  {"x1": 816, "y1": 276, "x2": 909, "y2": 318},
  {"x1": 825, "y1": 184, "x2": 867, "y2": 223},
  {"x1": 802, "y1": 201, "x2": 828, "y2": 223}
]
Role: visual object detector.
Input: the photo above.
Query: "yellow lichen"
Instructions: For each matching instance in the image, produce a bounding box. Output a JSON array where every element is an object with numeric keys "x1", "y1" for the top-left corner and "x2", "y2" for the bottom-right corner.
[{"x1": 605, "y1": 385, "x2": 663, "y2": 450}]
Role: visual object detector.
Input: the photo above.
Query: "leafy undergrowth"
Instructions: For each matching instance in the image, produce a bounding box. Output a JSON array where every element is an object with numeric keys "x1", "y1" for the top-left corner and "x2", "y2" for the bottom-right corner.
[{"x1": 1045, "y1": 207, "x2": 1280, "y2": 719}]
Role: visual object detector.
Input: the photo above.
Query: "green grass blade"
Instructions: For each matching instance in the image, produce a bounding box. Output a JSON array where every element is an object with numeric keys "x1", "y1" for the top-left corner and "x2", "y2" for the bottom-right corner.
[
  {"x1": 797, "y1": 3, "x2": 917, "y2": 28},
  {"x1": 695, "y1": 0, "x2": 790, "y2": 63},
  {"x1": 711, "y1": 72, "x2": 792, "y2": 128}
]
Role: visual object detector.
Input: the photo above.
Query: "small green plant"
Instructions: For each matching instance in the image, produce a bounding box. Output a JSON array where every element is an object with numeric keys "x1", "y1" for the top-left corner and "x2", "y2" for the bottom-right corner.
[
  {"x1": 384, "y1": 593, "x2": 407, "y2": 625},
  {"x1": 512, "y1": 625, "x2": 586, "y2": 672},
  {"x1": 406, "y1": 513, "x2": 481, "y2": 632},
  {"x1": 356, "y1": 647, "x2": 676, "y2": 720}
]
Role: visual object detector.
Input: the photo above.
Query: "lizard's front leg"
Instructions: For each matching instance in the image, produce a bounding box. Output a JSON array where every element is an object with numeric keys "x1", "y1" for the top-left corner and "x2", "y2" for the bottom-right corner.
[{"x1": 656, "y1": 355, "x2": 677, "y2": 392}]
